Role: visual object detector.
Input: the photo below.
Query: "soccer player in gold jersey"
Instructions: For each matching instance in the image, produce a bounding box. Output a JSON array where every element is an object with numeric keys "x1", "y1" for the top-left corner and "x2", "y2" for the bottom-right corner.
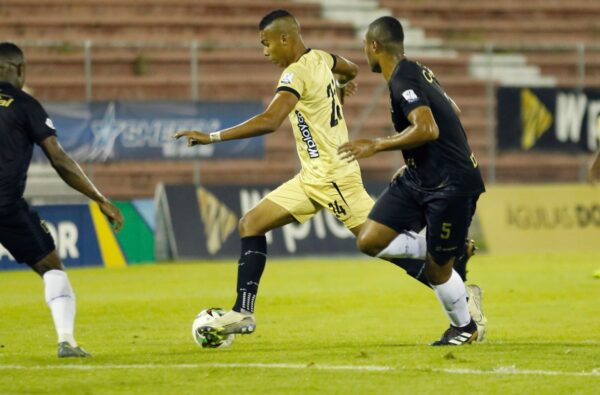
[{"x1": 174, "y1": 10, "x2": 480, "y2": 338}]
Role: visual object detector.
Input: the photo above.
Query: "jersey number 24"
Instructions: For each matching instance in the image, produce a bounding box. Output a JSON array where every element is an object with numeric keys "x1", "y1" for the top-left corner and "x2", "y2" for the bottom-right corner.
[{"x1": 326, "y1": 80, "x2": 342, "y2": 127}]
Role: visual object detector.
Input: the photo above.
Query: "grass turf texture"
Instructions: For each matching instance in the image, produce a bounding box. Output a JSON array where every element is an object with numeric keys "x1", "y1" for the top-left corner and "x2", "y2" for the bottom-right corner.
[{"x1": 0, "y1": 253, "x2": 598, "y2": 394}]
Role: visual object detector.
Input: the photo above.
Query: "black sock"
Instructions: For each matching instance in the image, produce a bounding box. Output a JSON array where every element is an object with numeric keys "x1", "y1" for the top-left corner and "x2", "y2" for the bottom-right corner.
[
  {"x1": 453, "y1": 240, "x2": 469, "y2": 281},
  {"x1": 232, "y1": 236, "x2": 267, "y2": 313},
  {"x1": 389, "y1": 258, "x2": 431, "y2": 288}
]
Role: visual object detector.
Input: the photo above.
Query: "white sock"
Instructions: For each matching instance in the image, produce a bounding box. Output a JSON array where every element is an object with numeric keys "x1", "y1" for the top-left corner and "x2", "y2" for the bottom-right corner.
[
  {"x1": 376, "y1": 231, "x2": 426, "y2": 259},
  {"x1": 431, "y1": 270, "x2": 471, "y2": 328},
  {"x1": 43, "y1": 270, "x2": 77, "y2": 347}
]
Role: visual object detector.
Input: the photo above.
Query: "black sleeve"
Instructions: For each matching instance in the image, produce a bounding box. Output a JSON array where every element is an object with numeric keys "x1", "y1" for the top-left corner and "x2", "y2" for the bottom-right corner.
[
  {"x1": 276, "y1": 86, "x2": 301, "y2": 99},
  {"x1": 22, "y1": 97, "x2": 57, "y2": 144},
  {"x1": 330, "y1": 53, "x2": 337, "y2": 70},
  {"x1": 391, "y1": 75, "x2": 430, "y2": 118}
]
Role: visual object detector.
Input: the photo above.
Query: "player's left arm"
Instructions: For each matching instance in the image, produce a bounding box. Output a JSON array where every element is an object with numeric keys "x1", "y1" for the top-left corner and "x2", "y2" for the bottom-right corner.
[
  {"x1": 40, "y1": 136, "x2": 123, "y2": 231},
  {"x1": 338, "y1": 106, "x2": 439, "y2": 161},
  {"x1": 332, "y1": 54, "x2": 358, "y2": 85},
  {"x1": 331, "y1": 54, "x2": 359, "y2": 104},
  {"x1": 589, "y1": 150, "x2": 600, "y2": 184},
  {"x1": 173, "y1": 91, "x2": 298, "y2": 146}
]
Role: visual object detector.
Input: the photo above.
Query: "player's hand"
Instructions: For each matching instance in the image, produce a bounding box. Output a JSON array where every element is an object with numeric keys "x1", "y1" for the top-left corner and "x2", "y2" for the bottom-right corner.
[
  {"x1": 172, "y1": 130, "x2": 211, "y2": 146},
  {"x1": 344, "y1": 81, "x2": 358, "y2": 97},
  {"x1": 338, "y1": 139, "x2": 378, "y2": 162},
  {"x1": 391, "y1": 165, "x2": 407, "y2": 181},
  {"x1": 99, "y1": 200, "x2": 123, "y2": 232}
]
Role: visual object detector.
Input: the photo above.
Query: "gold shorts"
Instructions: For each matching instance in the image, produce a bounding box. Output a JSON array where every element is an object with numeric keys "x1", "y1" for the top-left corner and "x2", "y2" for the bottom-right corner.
[{"x1": 265, "y1": 173, "x2": 374, "y2": 230}]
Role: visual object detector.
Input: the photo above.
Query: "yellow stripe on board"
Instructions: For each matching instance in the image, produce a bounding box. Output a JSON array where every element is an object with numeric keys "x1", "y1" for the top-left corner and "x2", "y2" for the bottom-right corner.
[{"x1": 89, "y1": 202, "x2": 126, "y2": 268}]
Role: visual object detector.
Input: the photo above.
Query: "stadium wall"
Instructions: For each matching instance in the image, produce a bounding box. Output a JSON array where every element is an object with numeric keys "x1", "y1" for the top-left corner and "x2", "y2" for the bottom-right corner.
[{"x1": 477, "y1": 184, "x2": 600, "y2": 254}]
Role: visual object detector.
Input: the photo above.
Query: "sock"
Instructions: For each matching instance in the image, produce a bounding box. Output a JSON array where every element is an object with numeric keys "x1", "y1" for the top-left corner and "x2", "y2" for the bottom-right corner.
[
  {"x1": 43, "y1": 270, "x2": 77, "y2": 346},
  {"x1": 388, "y1": 258, "x2": 430, "y2": 288},
  {"x1": 453, "y1": 239, "x2": 469, "y2": 281},
  {"x1": 431, "y1": 270, "x2": 471, "y2": 328},
  {"x1": 376, "y1": 231, "x2": 426, "y2": 259},
  {"x1": 232, "y1": 236, "x2": 267, "y2": 314}
]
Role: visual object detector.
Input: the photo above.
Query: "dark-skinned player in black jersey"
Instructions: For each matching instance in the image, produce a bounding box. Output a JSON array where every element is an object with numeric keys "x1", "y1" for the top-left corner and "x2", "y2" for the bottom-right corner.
[
  {"x1": 0, "y1": 43, "x2": 123, "y2": 357},
  {"x1": 174, "y1": 11, "x2": 483, "y2": 341},
  {"x1": 339, "y1": 17, "x2": 487, "y2": 346}
]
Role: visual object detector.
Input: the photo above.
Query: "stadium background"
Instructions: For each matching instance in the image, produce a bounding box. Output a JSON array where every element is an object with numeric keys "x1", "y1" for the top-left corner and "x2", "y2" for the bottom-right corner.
[
  {"x1": 2, "y1": 0, "x2": 599, "y2": 265},
  {"x1": 0, "y1": 1, "x2": 598, "y2": 394}
]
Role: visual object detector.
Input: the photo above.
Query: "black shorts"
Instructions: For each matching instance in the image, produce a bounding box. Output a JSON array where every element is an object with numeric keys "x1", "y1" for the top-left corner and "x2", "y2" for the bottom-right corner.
[
  {"x1": 0, "y1": 198, "x2": 55, "y2": 266},
  {"x1": 368, "y1": 176, "x2": 479, "y2": 263}
]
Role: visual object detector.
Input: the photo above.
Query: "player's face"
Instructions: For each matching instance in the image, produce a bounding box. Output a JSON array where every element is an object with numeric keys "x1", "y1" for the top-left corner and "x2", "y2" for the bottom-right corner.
[
  {"x1": 0, "y1": 60, "x2": 25, "y2": 89},
  {"x1": 260, "y1": 29, "x2": 288, "y2": 68},
  {"x1": 363, "y1": 36, "x2": 381, "y2": 73}
]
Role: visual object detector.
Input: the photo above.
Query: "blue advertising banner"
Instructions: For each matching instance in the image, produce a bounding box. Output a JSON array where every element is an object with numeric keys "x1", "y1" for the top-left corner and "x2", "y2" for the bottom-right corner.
[
  {"x1": 35, "y1": 101, "x2": 265, "y2": 162},
  {"x1": 497, "y1": 87, "x2": 600, "y2": 152},
  {"x1": 0, "y1": 204, "x2": 102, "y2": 270}
]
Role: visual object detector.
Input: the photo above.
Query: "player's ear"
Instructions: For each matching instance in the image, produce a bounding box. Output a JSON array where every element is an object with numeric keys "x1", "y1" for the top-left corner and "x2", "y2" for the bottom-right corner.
[
  {"x1": 17, "y1": 63, "x2": 26, "y2": 86},
  {"x1": 280, "y1": 34, "x2": 288, "y2": 45},
  {"x1": 371, "y1": 40, "x2": 381, "y2": 53}
]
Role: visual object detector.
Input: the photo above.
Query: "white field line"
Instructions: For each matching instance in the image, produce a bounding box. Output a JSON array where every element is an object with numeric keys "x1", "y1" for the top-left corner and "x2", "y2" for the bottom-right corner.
[
  {"x1": 0, "y1": 363, "x2": 392, "y2": 372},
  {"x1": 430, "y1": 367, "x2": 600, "y2": 377},
  {"x1": 0, "y1": 363, "x2": 599, "y2": 377}
]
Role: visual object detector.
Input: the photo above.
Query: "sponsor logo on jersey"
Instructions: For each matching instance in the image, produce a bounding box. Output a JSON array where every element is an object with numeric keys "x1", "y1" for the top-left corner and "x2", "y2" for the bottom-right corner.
[
  {"x1": 281, "y1": 72, "x2": 294, "y2": 85},
  {"x1": 402, "y1": 89, "x2": 419, "y2": 103},
  {"x1": 45, "y1": 117, "x2": 56, "y2": 130},
  {"x1": 295, "y1": 110, "x2": 319, "y2": 158},
  {"x1": 0, "y1": 93, "x2": 14, "y2": 107}
]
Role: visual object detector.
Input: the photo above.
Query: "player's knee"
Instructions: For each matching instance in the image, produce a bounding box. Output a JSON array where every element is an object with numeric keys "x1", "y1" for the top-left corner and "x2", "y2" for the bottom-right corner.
[
  {"x1": 425, "y1": 254, "x2": 454, "y2": 285},
  {"x1": 238, "y1": 212, "x2": 263, "y2": 237},
  {"x1": 31, "y1": 250, "x2": 64, "y2": 277},
  {"x1": 238, "y1": 214, "x2": 254, "y2": 237},
  {"x1": 356, "y1": 233, "x2": 383, "y2": 257},
  {"x1": 428, "y1": 250, "x2": 455, "y2": 267}
]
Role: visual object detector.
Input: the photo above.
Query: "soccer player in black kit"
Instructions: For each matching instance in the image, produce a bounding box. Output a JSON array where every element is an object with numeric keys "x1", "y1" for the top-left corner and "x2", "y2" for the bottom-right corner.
[
  {"x1": 0, "y1": 43, "x2": 123, "y2": 357},
  {"x1": 339, "y1": 17, "x2": 486, "y2": 345}
]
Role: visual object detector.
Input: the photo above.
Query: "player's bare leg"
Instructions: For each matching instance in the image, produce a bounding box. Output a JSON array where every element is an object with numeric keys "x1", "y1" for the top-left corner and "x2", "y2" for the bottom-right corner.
[
  {"x1": 203, "y1": 199, "x2": 296, "y2": 336},
  {"x1": 356, "y1": 220, "x2": 483, "y2": 344},
  {"x1": 356, "y1": 220, "x2": 441, "y2": 286},
  {"x1": 32, "y1": 251, "x2": 90, "y2": 357}
]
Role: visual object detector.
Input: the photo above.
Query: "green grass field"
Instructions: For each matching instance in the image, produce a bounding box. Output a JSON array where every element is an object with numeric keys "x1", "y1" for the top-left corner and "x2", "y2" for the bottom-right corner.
[{"x1": 1, "y1": 253, "x2": 599, "y2": 394}]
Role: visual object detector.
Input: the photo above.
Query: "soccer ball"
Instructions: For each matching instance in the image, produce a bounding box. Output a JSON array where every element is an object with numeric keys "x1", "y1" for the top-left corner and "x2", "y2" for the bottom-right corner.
[{"x1": 192, "y1": 308, "x2": 235, "y2": 349}]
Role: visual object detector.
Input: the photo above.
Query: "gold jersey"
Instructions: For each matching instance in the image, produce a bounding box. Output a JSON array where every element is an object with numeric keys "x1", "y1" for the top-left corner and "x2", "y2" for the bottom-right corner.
[{"x1": 276, "y1": 49, "x2": 360, "y2": 184}]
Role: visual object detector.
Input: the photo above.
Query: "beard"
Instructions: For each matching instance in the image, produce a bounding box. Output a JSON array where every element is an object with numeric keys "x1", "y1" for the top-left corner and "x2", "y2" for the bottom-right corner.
[{"x1": 370, "y1": 62, "x2": 382, "y2": 73}]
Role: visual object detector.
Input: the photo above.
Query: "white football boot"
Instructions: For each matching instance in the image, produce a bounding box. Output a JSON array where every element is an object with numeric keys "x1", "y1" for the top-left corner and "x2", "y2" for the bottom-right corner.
[
  {"x1": 466, "y1": 284, "x2": 487, "y2": 342},
  {"x1": 198, "y1": 310, "x2": 256, "y2": 336}
]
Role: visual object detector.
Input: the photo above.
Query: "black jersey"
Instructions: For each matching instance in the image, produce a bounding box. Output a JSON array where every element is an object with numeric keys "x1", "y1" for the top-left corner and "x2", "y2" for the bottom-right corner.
[
  {"x1": 0, "y1": 82, "x2": 56, "y2": 207},
  {"x1": 389, "y1": 59, "x2": 485, "y2": 195}
]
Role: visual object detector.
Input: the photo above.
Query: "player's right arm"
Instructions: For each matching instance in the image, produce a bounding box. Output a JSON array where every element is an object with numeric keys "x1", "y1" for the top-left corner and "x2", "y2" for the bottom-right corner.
[
  {"x1": 39, "y1": 136, "x2": 123, "y2": 231},
  {"x1": 589, "y1": 150, "x2": 600, "y2": 184},
  {"x1": 338, "y1": 106, "x2": 439, "y2": 161},
  {"x1": 173, "y1": 90, "x2": 299, "y2": 146}
]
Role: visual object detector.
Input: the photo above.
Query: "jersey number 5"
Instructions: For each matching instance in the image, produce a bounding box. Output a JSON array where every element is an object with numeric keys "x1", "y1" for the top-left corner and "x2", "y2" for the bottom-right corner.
[
  {"x1": 326, "y1": 80, "x2": 342, "y2": 127},
  {"x1": 440, "y1": 222, "x2": 452, "y2": 240}
]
